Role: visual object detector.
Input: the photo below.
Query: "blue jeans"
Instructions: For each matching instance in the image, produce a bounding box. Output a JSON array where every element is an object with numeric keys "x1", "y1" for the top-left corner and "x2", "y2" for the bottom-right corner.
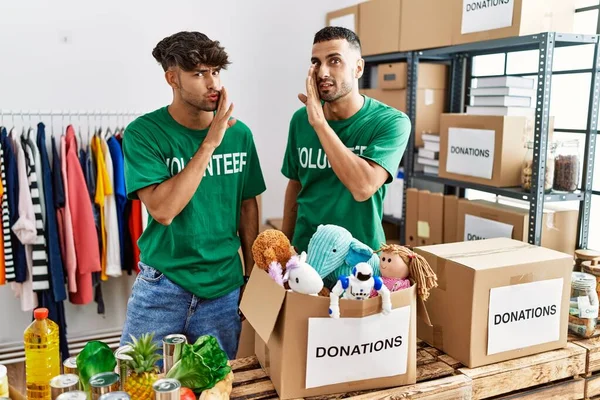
[{"x1": 120, "y1": 262, "x2": 242, "y2": 361}]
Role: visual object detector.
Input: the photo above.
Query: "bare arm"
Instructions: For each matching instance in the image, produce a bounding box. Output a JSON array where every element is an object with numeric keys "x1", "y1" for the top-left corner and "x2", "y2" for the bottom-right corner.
[
  {"x1": 313, "y1": 124, "x2": 388, "y2": 202},
  {"x1": 299, "y1": 65, "x2": 388, "y2": 202},
  {"x1": 137, "y1": 88, "x2": 235, "y2": 226},
  {"x1": 239, "y1": 197, "x2": 259, "y2": 276},
  {"x1": 282, "y1": 179, "x2": 301, "y2": 241},
  {"x1": 138, "y1": 143, "x2": 217, "y2": 225}
]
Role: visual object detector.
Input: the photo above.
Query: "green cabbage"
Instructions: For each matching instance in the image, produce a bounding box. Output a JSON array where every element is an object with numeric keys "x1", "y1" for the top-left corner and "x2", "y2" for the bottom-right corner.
[
  {"x1": 165, "y1": 335, "x2": 231, "y2": 393},
  {"x1": 76, "y1": 341, "x2": 117, "y2": 394}
]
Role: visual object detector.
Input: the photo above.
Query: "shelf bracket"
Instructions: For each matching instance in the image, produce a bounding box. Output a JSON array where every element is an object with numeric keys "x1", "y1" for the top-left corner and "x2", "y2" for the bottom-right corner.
[{"x1": 528, "y1": 33, "x2": 555, "y2": 246}]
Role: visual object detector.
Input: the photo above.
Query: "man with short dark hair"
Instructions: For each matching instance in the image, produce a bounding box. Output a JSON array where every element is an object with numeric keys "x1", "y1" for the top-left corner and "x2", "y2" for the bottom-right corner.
[
  {"x1": 120, "y1": 31, "x2": 265, "y2": 359},
  {"x1": 281, "y1": 26, "x2": 411, "y2": 256}
]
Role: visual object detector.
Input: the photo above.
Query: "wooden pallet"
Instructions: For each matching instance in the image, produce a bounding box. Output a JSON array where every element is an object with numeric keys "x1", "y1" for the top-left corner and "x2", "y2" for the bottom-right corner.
[
  {"x1": 230, "y1": 340, "x2": 471, "y2": 400},
  {"x1": 570, "y1": 335, "x2": 600, "y2": 399},
  {"x1": 457, "y1": 343, "x2": 586, "y2": 400}
]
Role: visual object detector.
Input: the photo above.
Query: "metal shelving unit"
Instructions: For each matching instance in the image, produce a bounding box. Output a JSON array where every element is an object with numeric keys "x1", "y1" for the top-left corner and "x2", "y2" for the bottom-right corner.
[{"x1": 363, "y1": 32, "x2": 599, "y2": 248}]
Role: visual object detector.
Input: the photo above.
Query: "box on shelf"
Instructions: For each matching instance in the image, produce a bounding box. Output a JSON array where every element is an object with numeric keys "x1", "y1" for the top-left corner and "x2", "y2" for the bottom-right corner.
[
  {"x1": 405, "y1": 188, "x2": 419, "y2": 247},
  {"x1": 415, "y1": 237, "x2": 573, "y2": 368},
  {"x1": 359, "y1": 0, "x2": 455, "y2": 55},
  {"x1": 452, "y1": 0, "x2": 575, "y2": 46},
  {"x1": 326, "y1": 5, "x2": 360, "y2": 36},
  {"x1": 457, "y1": 199, "x2": 579, "y2": 255},
  {"x1": 443, "y1": 195, "x2": 459, "y2": 244},
  {"x1": 416, "y1": 191, "x2": 444, "y2": 247},
  {"x1": 359, "y1": 0, "x2": 402, "y2": 56},
  {"x1": 438, "y1": 113, "x2": 532, "y2": 187},
  {"x1": 399, "y1": 0, "x2": 454, "y2": 51},
  {"x1": 364, "y1": 64, "x2": 448, "y2": 147},
  {"x1": 378, "y1": 63, "x2": 447, "y2": 91},
  {"x1": 240, "y1": 267, "x2": 422, "y2": 399}
]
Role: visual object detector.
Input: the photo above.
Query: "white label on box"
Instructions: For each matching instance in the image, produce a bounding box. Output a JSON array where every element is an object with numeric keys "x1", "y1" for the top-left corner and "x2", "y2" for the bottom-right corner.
[
  {"x1": 488, "y1": 278, "x2": 563, "y2": 355},
  {"x1": 306, "y1": 306, "x2": 411, "y2": 389},
  {"x1": 464, "y1": 214, "x2": 513, "y2": 241},
  {"x1": 446, "y1": 127, "x2": 495, "y2": 179},
  {"x1": 329, "y1": 14, "x2": 355, "y2": 32},
  {"x1": 425, "y1": 89, "x2": 434, "y2": 106},
  {"x1": 461, "y1": 0, "x2": 515, "y2": 34}
]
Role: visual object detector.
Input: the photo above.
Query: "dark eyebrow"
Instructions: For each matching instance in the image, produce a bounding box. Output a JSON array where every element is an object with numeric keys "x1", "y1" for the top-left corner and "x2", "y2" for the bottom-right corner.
[{"x1": 311, "y1": 53, "x2": 343, "y2": 64}]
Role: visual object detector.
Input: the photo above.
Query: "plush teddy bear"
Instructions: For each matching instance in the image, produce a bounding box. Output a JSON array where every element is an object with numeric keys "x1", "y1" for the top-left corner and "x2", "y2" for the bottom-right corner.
[{"x1": 252, "y1": 229, "x2": 293, "y2": 283}]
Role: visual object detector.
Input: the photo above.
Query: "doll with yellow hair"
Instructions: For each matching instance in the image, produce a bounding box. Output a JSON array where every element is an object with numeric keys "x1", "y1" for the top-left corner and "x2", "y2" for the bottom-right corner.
[{"x1": 370, "y1": 244, "x2": 438, "y2": 301}]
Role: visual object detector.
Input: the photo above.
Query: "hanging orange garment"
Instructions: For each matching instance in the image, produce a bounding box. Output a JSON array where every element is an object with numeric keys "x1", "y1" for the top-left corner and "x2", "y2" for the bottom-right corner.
[{"x1": 91, "y1": 136, "x2": 113, "y2": 281}]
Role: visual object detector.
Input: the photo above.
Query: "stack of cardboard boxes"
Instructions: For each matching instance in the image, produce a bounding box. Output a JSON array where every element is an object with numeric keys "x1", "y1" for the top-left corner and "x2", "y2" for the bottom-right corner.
[
  {"x1": 326, "y1": 0, "x2": 575, "y2": 56},
  {"x1": 406, "y1": 188, "x2": 579, "y2": 255}
]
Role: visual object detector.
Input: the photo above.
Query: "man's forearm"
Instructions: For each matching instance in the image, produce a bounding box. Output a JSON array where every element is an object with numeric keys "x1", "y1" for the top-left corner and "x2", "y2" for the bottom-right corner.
[
  {"x1": 282, "y1": 180, "x2": 301, "y2": 242},
  {"x1": 139, "y1": 142, "x2": 217, "y2": 225},
  {"x1": 240, "y1": 197, "x2": 259, "y2": 276},
  {"x1": 314, "y1": 123, "x2": 377, "y2": 201}
]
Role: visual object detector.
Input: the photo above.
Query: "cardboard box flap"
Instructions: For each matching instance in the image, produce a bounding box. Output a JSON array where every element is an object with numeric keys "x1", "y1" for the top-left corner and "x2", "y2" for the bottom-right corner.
[
  {"x1": 239, "y1": 267, "x2": 286, "y2": 344},
  {"x1": 418, "y1": 238, "x2": 572, "y2": 271}
]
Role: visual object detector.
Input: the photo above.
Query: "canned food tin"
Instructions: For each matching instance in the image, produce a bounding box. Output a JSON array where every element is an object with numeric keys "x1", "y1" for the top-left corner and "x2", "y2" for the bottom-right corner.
[
  {"x1": 56, "y1": 391, "x2": 87, "y2": 400},
  {"x1": 162, "y1": 334, "x2": 186, "y2": 374},
  {"x1": 98, "y1": 391, "x2": 131, "y2": 400},
  {"x1": 152, "y1": 378, "x2": 181, "y2": 400},
  {"x1": 114, "y1": 345, "x2": 132, "y2": 390},
  {"x1": 50, "y1": 374, "x2": 80, "y2": 400},
  {"x1": 63, "y1": 357, "x2": 78, "y2": 376},
  {"x1": 89, "y1": 372, "x2": 120, "y2": 400}
]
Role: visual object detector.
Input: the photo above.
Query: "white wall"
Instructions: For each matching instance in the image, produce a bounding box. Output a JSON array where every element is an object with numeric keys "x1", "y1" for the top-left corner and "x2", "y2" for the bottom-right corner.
[{"x1": 0, "y1": 0, "x2": 364, "y2": 343}]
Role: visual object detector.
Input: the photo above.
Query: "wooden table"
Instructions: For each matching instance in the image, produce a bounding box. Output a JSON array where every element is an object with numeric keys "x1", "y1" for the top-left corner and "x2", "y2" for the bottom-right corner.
[{"x1": 230, "y1": 340, "x2": 587, "y2": 400}]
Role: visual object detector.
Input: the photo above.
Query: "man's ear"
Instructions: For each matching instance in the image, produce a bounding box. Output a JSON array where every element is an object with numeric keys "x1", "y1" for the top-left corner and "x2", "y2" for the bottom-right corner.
[
  {"x1": 355, "y1": 58, "x2": 365, "y2": 80},
  {"x1": 165, "y1": 69, "x2": 179, "y2": 90}
]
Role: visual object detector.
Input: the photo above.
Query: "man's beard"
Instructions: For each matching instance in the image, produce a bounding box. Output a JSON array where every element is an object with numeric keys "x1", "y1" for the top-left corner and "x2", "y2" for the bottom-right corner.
[{"x1": 319, "y1": 80, "x2": 353, "y2": 103}]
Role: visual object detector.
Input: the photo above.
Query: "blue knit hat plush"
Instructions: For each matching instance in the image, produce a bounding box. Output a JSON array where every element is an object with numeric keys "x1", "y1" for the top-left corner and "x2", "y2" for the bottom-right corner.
[{"x1": 307, "y1": 225, "x2": 353, "y2": 278}]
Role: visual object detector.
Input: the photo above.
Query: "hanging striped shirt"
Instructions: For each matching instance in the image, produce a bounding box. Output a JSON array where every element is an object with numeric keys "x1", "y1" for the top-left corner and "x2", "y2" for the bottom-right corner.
[
  {"x1": 0, "y1": 128, "x2": 15, "y2": 281},
  {"x1": 22, "y1": 135, "x2": 49, "y2": 291}
]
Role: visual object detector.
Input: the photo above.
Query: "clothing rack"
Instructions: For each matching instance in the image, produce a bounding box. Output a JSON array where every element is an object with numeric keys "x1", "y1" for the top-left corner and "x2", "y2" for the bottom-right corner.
[{"x1": 0, "y1": 110, "x2": 143, "y2": 144}]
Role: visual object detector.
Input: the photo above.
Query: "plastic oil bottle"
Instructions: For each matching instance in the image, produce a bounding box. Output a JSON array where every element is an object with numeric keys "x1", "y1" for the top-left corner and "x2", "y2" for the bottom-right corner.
[{"x1": 24, "y1": 308, "x2": 60, "y2": 400}]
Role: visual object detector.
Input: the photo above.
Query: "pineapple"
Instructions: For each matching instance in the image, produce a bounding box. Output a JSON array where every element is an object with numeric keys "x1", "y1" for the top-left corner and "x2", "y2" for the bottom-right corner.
[{"x1": 123, "y1": 333, "x2": 162, "y2": 400}]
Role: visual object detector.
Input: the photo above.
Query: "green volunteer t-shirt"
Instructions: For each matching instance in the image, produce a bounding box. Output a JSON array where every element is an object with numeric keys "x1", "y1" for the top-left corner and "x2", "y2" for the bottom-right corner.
[
  {"x1": 123, "y1": 106, "x2": 266, "y2": 299},
  {"x1": 281, "y1": 95, "x2": 410, "y2": 253}
]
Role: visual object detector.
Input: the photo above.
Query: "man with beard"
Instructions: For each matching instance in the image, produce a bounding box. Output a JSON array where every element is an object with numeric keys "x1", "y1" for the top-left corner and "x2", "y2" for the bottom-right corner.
[
  {"x1": 120, "y1": 31, "x2": 265, "y2": 359},
  {"x1": 281, "y1": 27, "x2": 411, "y2": 254}
]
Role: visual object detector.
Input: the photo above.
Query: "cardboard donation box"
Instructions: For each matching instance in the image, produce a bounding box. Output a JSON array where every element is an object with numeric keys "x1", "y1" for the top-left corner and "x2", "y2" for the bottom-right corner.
[
  {"x1": 452, "y1": 0, "x2": 575, "y2": 45},
  {"x1": 240, "y1": 267, "x2": 419, "y2": 399},
  {"x1": 326, "y1": 5, "x2": 360, "y2": 36},
  {"x1": 457, "y1": 199, "x2": 579, "y2": 255},
  {"x1": 400, "y1": 0, "x2": 454, "y2": 51},
  {"x1": 366, "y1": 63, "x2": 447, "y2": 147},
  {"x1": 415, "y1": 238, "x2": 572, "y2": 368},
  {"x1": 439, "y1": 114, "x2": 529, "y2": 187}
]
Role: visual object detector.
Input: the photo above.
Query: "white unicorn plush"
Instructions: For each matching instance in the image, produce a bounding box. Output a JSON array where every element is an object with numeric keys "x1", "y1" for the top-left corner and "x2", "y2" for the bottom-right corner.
[{"x1": 283, "y1": 251, "x2": 324, "y2": 296}]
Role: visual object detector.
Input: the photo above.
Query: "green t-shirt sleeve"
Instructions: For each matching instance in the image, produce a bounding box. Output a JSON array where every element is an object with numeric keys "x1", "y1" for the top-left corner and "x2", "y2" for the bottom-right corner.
[
  {"x1": 122, "y1": 126, "x2": 170, "y2": 200},
  {"x1": 242, "y1": 134, "x2": 267, "y2": 200},
  {"x1": 281, "y1": 115, "x2": 299, "y2": 181},
  {"x1": 360, "y1": 112, "x2": 411, "y2": 184}
]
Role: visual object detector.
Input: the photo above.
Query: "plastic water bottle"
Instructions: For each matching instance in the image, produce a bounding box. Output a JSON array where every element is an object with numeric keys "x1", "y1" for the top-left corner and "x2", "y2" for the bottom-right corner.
[
  {"x1": 0, "y1": 364, "x2": 8, "y2": 397},
  {"x1": 24, "y1": 308, "x2": 60, "y2": 400}
]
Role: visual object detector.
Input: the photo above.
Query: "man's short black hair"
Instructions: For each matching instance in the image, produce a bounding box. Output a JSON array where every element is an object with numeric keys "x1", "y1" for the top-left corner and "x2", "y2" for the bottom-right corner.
[
  {"x1": 313, "y1": 26, "x2": 361, "y2": 52},
  {"x1": 152, "y1": 31, "x2": 231, "y2": 72}
]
